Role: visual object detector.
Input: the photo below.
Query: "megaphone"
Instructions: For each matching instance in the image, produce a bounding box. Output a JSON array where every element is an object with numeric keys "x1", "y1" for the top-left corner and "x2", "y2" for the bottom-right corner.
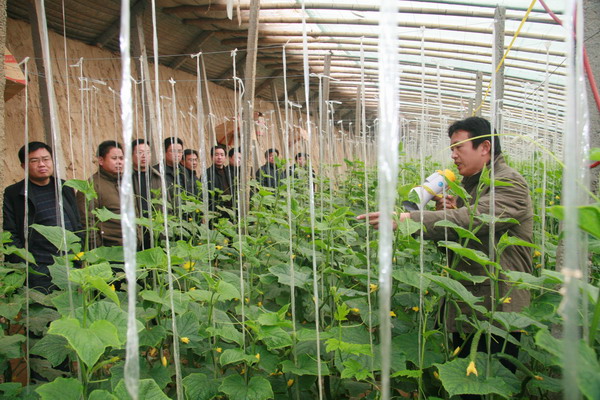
[{"x1": 402, "y1": 169, "x2": 456, "y2": 211}]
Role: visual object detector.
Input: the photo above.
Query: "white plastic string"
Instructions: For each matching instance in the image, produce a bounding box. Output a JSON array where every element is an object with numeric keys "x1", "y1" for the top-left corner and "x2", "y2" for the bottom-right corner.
[
  {"x1": 21, "y1": 57, "x2": 31, "y2": 394},
  {"x1": 33, "y1": 0, "x2": 75, "y2": 318},
  {"x1": 61, "y1": 0, "x2": 75, "y2": 177},
  {"x1": 300, "y1": 1, "x2": 323, "y2": 398},
  {"x1": 359, "y1": 39, "x2": 375, "y2": 373},
  {"x1": 150, "y1": 0, "x2": 182, "y2": 398},
  {"x1": 561, "y1": 1, "x2": 589, "y2": 397},
  {"x1": 377, "y1": 1, "x2": 400, "y2": 398},
  {"x1": 118, "y1": 0, "x2": 139, "y2": 397},
  {"x1": 541, "y1": 41, "x2": 551, "y2": 271}
]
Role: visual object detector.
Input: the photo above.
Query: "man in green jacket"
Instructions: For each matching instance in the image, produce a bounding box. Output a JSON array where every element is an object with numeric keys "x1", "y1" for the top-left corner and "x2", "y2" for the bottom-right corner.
[{"x1": 359, "y1": 117, "x2": 533, "y2": 375}]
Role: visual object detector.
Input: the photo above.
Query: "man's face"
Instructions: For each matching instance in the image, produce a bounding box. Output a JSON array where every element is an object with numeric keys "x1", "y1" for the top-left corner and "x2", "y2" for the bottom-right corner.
[
  {"x1": 99, "y1": 147, "x2": 124, "y2": 176},
  {"x1": 267, "y1": 152, "x2": 276, "y2": 164},
  {"x1": 183, "y1": 153, "x2": 198, "y2": 171},
  {"x1": 450, "y1": 130, "x2": 491, "y2": 177},
  {"x1": 229, "y1": 152, "x2": 241, "y2": 167},
  {"x1": 133, "y1": 143, "x2": 151, "y2": 171},
  {"x1": 296, "y1": 156, "x2": 306, "y2": 167},
  {"x1": 165, "y1": 143, "x2": 183, "y2": 167},
  {"x1": 24, "y1": 148, "x2": 54, "y2": 184},
  {"x1": 213, "y1": 148, "x2": 226, "y2": 168}
]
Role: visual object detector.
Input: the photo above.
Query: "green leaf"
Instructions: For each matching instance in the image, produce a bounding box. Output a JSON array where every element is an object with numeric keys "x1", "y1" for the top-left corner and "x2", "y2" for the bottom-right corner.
[
  {"x1": 48, "y1": 318, "x2": 121, "y2": 368},
  {"x1": 0, "y1": 382, "x2": 22, "y2": 398},
  {"x1": 31, "y1": 224, "x2": 81, "y2": 253},
  {"x1": 220, "y1": 348, "x2": 258, "y2": 367},
  {"x1": 113, "y1": 378, "x2": 170, "y2": 400},
  {"x1": 69, "y1": 262, "x2": 113, "y2": 285},
  {"x1": 30, "y1": 334, "x2": 71, "y2": 367},
  {"x1": 422, "y1": 273, "x2": 486, "y2": 313},
  {"x1": 110, "y1": 359, "x2": 173, "y2": 391},
  {"x1": 491, "y1": 312, "x2": 545, "y2": 331},
  {"x1": 257, "y1": 325, "x2": 293, "y2": 350},
  {"x1": 137, "y1": 247, "x2": 167, "y2": 269},
  {"x1": 93, "y1": 207, "x2": 121, "y2": 222},
  {"x1": 268, "y1": 264, "x2": 312, "y2": 288},
  {"x1": 393, "y1": 268, "x2": 431, "y2": 290},
  {"x1": 437, "y1": 241, "x2": 499, "y2": 267},
  {"x1": 65, "y1": 179, "x2": 97, "y2": 201},
  {"x1": 177, "y1": 311, "x2": 201, "y2": 342},
  {"x1": 390, "y1": 369, "x2": 422, "y2": 378},
  {"x1": 341, "y1": 358, "x2": 372, "y2": 380},
  {"x1": 325, "y1": 338, "x2": 372, "y2": 356},
  {"x1": 443, "y1": 267, "x2": 489, "y2": 284},
  {"x1": 590, "y1": 148, "x2": 600, "y2": 161},
  {"x1": 434, "y1": 220, "x2": 482, "y2": 243},
  {"x1": 36, "y1": 377, "x2": 83, "y2": 400},
  {"x1": 0, "y1": 334, "x2": 25, "y2": 359},
  {"x1": 183, "y1": 373, "x2": 220, "y2": 400},
  {"x1": 548, "y1": 204, "x2": 600, "y2": 239},
  {"x1": 89, "y1": 390, "x2": 118, "y2": 400},
  {"x1": 215, "y1": 280, "x2": 241, "y2": 301},
  {"x1": 435, "y1": 355, "x2": 519, "y2": 398},
  {"x1": 281, "y1": 353, "x2": 330, "y2": 376},
  {"x1": 84, "y1": 301, "x2": 143, "y2": 343},
  {"x1": 219, "y1": 375, "x2": 273, "y2": 400}
]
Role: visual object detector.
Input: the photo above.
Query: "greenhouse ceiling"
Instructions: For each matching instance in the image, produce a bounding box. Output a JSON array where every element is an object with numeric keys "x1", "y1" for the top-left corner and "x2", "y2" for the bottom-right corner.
[{"x1": 8, "y1": 0, "x2": 569, "y2": 129}]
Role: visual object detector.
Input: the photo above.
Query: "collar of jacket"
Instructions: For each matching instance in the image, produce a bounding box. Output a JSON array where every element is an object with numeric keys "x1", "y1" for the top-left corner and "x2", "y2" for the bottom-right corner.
[
  {"x1": 18, "y1": 176, "x2": 58, "y2": 197},
  {"x1": 99, "y1": 167, "x2": 121, "y2": 183},
  {"x1": 460, "y1": 153, "x2": 507, "y2": 192}
]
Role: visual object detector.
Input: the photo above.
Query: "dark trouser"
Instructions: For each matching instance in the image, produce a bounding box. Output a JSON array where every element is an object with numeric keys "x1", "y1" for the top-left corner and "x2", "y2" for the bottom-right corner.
[{"x1": 452, "y1": 332, "x2": 521, "y2": 400}]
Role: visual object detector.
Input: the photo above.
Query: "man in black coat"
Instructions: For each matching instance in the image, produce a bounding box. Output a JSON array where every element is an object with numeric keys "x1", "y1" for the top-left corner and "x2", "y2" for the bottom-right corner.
[
  {"x1": 3, "y1": 142, "x2": 81, "y2": 293},
  {"x1": 256, "y1": 148, "x2": 284, "y2": 188},
  {"x1": 205, "y1": 144, "x2": 233, "y2": 219}
]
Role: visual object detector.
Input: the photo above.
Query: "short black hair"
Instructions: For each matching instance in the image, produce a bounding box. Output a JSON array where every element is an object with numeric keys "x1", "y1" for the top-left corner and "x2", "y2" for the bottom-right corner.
[
  {"x1": 210, "y1": 144, "x2": 226, "y2": 156},
  {"x1": 183, "y1": 149, "x2": 198, "y2": 158},
  {"x1": 164, "y1": 137, "x2": 183, "y2": 152},
  {"x1": 18, "y1": 141, "x2": 52, "y2": 164},
  {"x1": 448, "y1": 117, "x2": 501, "y2": 155},
  {"x1": 228, "y1": 147, "x2": 241, "y2": 158},
  {"x1": 295, "y1": 152, "x2": 308, "y2": 160},
  {"x1": 265, "y1": 148, "x2": 279, "y2": 158},
  {"x1": 131, "y1": 138, "x2": 147, "y2": 153},
  {"x1": 97, "y1": 140, "x2": 123, "y2": 157}
]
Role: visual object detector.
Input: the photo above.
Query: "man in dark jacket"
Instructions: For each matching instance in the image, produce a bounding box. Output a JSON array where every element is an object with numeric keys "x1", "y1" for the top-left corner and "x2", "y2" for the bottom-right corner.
[
  {"x1": 181, "y1": 148, "x2": 200, "y2": 196},
  {"x1": 3, "y1": 142, "x2": 81, "y2": 293},
  {"x1": 154, "y1": 137, "x2": 186, "y2": 214},
  {"x1": 205, "y1": 144, "x2": 233, "y2": 219},
  {"x1": 132, "y1": 138, "x2": 162, "y2": 249},
  {"x1": 256, "y1": 148, "x2": 284, "y2": 188}
]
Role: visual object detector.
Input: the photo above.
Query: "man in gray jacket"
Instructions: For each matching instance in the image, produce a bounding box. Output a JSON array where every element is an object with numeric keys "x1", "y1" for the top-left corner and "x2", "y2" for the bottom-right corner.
[{"x1": 359, "y1": 117, "x2": 533, "y2": 375}]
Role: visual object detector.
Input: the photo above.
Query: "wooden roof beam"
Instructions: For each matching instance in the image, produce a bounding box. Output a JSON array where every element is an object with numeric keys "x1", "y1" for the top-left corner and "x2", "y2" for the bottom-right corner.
[
  {"x1": 95, "y1": 0, "x2": 146, "y2": 48},
  {"x1": 169, "y1": 31, "x2": 214, "y2": 70}
]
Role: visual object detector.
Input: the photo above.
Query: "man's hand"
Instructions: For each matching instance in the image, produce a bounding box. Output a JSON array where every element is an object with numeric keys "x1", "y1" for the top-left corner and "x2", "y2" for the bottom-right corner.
[
  {"x1": 356, "y1": 211, "x2": 411, "y2": 230},
  {"x1": 435, "y1": 194, "x2": 457, "y2": 211}
]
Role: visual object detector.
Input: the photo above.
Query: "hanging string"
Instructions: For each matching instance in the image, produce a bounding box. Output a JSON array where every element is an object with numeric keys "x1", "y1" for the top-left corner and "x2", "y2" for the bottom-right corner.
[
  {"x1": 150, "y1": 0, "x2": 183, "y2": 398},
  {"x1": 300, "y1": 0, "x2": 323, "y2": 398}
]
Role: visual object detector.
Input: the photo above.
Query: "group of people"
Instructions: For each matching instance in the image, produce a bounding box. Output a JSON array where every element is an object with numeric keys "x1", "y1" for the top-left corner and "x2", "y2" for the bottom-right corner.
[{"x1": 2, "y1": 137, "x2": 313, "y2": 293}]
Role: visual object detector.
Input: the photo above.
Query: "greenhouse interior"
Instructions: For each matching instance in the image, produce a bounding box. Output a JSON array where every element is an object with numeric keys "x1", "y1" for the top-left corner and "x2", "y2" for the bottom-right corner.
[{"x1": 0, "y1": 0, "x2": 599, "y2": 399}]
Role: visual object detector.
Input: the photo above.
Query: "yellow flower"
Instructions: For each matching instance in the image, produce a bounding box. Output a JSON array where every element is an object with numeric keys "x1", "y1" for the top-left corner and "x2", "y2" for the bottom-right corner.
[
  {"x1": 549, "y1": 201, "x2": 554, "y2": 205},
  {"x1": 216, "y1": 347, "x2": 222, "y2": 353},
  {"x1": 433, "y1": 371, "x2": 440, "y2": 380},
  {"x1": 161, "y1": 356, "x2": 168, "y2": 367},
  {"x1": 240, "y1": 368, "x2": 246, "y2": 375},
  {"x1": 189, "y1": 287, "x2": 196, "y2": 291},
  {"x1": 180, "y1": 337, "x2": 190, "y2": 344},
  {"x1": 74, "y1": 251, "x2": 85, "y2": 260},
  {"x1": 535, "y1": 263, "x2": 542, "y2": 269},
  {"x1": 358, "y1": 183, "x2": 362, "y2": 188},
  {"x1": 287, "y1": 312, "x2": 292, "y2": 317},
  {"x1": 195, "y1": 209, "x2": 200, "y2": 213},
  {"x1": 245, "y1": 297, "x2": 250, "y2": 304},
  {"x1": 183, "y1": 261, "x2": 195, "y2": 271},
  {"x1": 351, "y1": 308, "x2": 360, "y2": 313},
  {"x1": 110, "y1": 284, "x2": 116, "y2": 291},
  {"x1": 255, "y1": 353, "x2": 260, "y2": 361},
  {"x1": 502, "y1": 297, "x2": 512, "y2": 304},
  {"x1": 148, "y1": 347, "x2": 158, "y2": 357},
  {"x1": 412, "y1": 306, "x2": 419, "y2": 312},
  {"x1": 452, "y1": 347, "x2": 461, "y2": 357},
  {"x1": 389, "y1": 311, "x2": 397, "y2": 317},
  {"x1": 369, "y1": 283, "x2": 378, "y2": 293},
  {"x1": 258, "y1": 301, "x2": 263, "y2": 307},
  {"x1": 188, "y1": 218, "x2": 193, "y2": 222},
  {"x1": 266, "y1": 254, "x2": 271, "y2": 257},
  {"x1": 533, "y1": 250, "x2": 542, "y2": 257},
  {"x1": 555, "y1": 195, "x2": 560, "y2": 200},
  {"x1": 287, "y1": 379, "x2": 294, "y2": 387},
  {"x1": 466, "y1": 361, "x2": 478, "y2": 377},
  {"x1": 534, "y1": 375, "x2": 544, "y2": 381},
  {"x1": 291, "y1": 254, "x2": 296, "y2": 259},
  {"x1": 233, "y1": 298, "x2": 239, "y2": 301},
  {"x1": 224, "y1": 239, "x2": 229, "y2": 244},
  {"x1": 215, "y1": 245, "x2": 223, "y2": 250}
]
